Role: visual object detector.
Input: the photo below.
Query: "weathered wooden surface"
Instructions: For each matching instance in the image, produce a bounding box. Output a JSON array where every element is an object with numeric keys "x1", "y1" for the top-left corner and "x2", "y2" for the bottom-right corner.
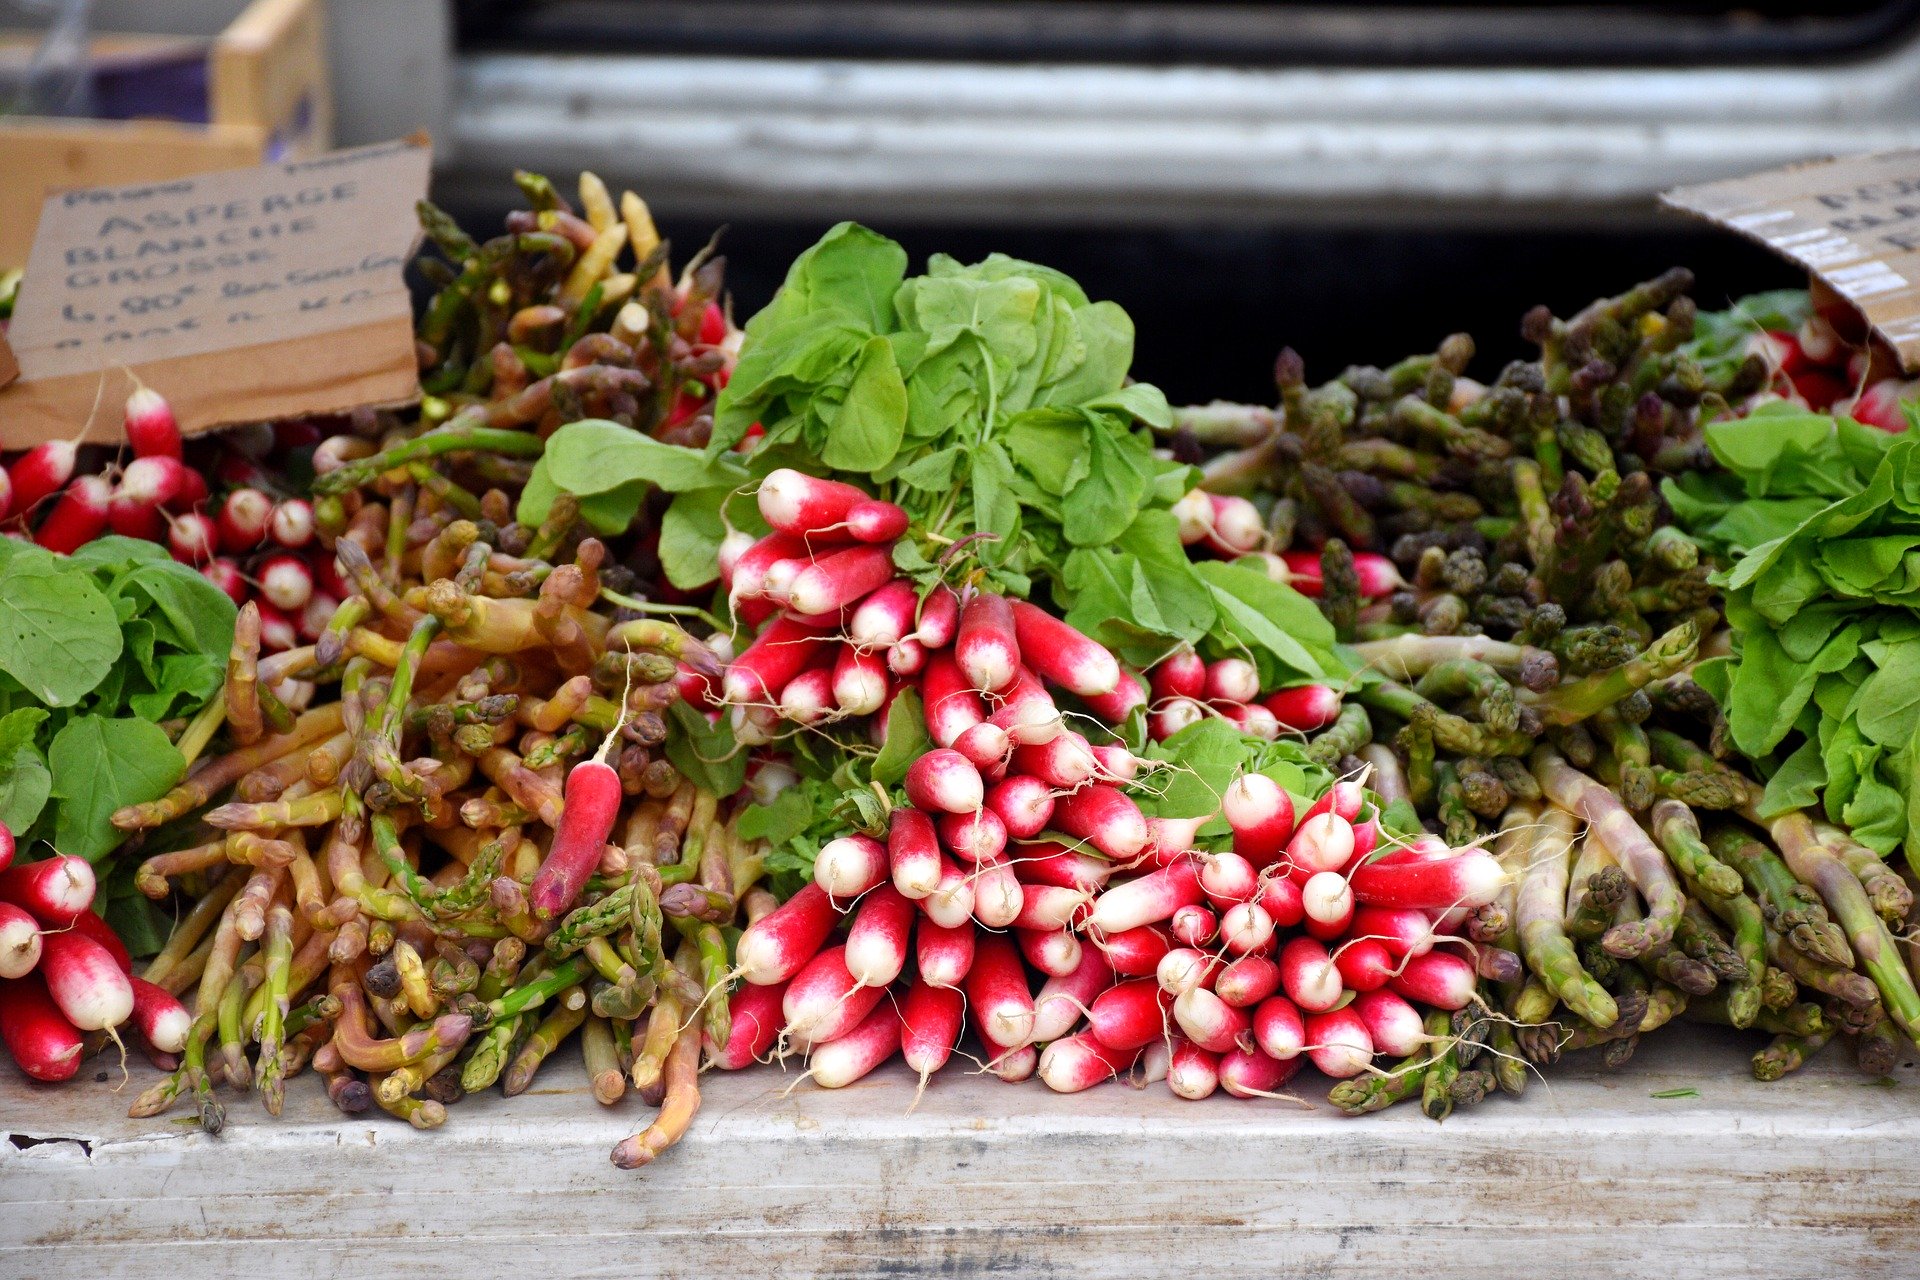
[{"x1": 3, "y1": 1028, "x2": 1916, "y2": 1279}]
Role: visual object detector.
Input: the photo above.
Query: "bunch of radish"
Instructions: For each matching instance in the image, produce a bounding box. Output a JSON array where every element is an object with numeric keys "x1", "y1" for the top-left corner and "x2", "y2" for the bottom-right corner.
[
  {"x1": 0, "y1": 823, "x2": 189, "y2": 1083},
  {"x1": 1169, "y1": 485, "x2": 1408, "y2": 598},
  {"x1": 1142, "y1": 646, "x2": 1344, "y2": 744},
  {"x1": 1747, "y1": 283, "x2": 1916, "y2": 430},
  {"x1": 4, "y1": 384, "x2": 203, "y2": 553}
]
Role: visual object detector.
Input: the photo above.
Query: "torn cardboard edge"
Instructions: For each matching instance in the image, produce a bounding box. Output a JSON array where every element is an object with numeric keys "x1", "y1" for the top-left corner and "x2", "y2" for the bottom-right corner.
[
  {"x1": 0, "y1": 137, "x2": 431, "y2": 448},
  {"x1": 1662, "y1": 149, "x2": 1920, "y2": 374}
]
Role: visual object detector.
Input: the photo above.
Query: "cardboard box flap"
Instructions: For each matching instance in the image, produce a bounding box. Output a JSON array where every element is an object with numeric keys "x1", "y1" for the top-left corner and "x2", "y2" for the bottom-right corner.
[{"x1": 1662, "y1": 150, "x2": 1920, "y2": 373}]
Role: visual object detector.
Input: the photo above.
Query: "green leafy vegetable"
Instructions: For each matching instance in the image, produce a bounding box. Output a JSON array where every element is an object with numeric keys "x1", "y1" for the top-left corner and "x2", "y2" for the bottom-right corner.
[{"x1": 48, "y1": 715, "x2": 186, "y2": 862}]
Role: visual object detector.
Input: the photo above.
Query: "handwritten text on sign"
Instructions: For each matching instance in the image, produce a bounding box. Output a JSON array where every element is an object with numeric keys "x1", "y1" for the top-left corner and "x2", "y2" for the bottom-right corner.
[
  {"x1": 1662, "y1": 151, "x2": 1920, "y2": 372},
  {"x1": 10, "y1": 139, "x2": 430, "y2": 383}
]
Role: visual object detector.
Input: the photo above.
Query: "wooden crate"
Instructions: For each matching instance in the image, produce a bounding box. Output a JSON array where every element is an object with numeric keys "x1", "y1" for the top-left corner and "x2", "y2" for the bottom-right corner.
[
  {"x1": 0, "y1": 0, "x2": 331, "y2": 265},
  {"x1": 1, "y1": 1029, "x2": 1916, "y2": 1278}
]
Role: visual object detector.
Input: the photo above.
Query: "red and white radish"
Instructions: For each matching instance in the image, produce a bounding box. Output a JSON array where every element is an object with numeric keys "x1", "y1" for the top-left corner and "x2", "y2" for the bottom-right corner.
[
  {"x1": 1170, "y1": 904, "x2": 1217, "y2": 947},
  {"x1": 737, "y1": 883, "x2": 838, "y2": 985},
  {"x1": 1089, "y1": 861, "x2": 1202, "y2": 934},
  {"x1": 1052, "y1": 785, "x2": 1147, "y2": 860},
  {"x1": 1215, "y1": 954, "x2": 1282, "y2": 1008},
  {"x1": 1352, "y1": 989, "x2": 1426, "y2": 1058},
  {"x1": 1038, "y1": 1033, "x2": 1140, "y2": 1093},
  {"x1": 1009, "y1": 601, "x2": 1119, "y2": 697},
  {"x1": 805, "y1": 1002, "x2": 901, "y2": 1088},
  {"x1": 904, "y1": 749, "x2": 983, "y2": 815},
  {"x1": 1277, "y1": 936, "x2": 1343, "y2": 1012},
  {"x1": 845, "y1": 886, "x2": 915, "y2": 987},
  {"x1": 1094, "y1": 924, "x2": 1173, "y2": 977},
  {"x1": 783, "y1": 945, "x2": 886, "y2": 1049},
  {"x1": 1263, "y1": 684, "x2": 1341, "y2": 732},
  {"x1": 34, "y1": 475, "x2": 111, "y2": 553},
  {"x1": 888, "y1": 807, "x2": 944, "y2": 900},
  {"x1": 128, "y1": 977, "x2": 190, "y2": 1054},
  {"x1": 967, "y1": 933, "x2": 1037, "y2": 1049},
  {"x1": 708, "y1": 979, "x2": 788, "y2": 1069},
  {"x1": 1387, "y1": 949, "x2": 1477, "y2": 1011},
  {"x1": 1223, "y1": 773, "x2": 1295, "y2": 866},
  {"x1": 1167, "y1": 1036, "x2": 1220, "y2": 1099},
  {"x1": 814, "y1": 834, "x2": 888, "y2": 900},
  {"x1": 1252, "y1": 995, "x2": 1307, "y2": 1060},
  {"x1": 758, "y1": 469, "x2": 870, "y2": 535},
  {"x1": 1016, "y1": 926, "x2": 1082, "y2": 978},
  {"x1": 1220, "y1": 1048, "x2": 1302, "y2": 1098},
  {"x1": 0, "y1": 975, "x2": 83, "y2": 1081},
  {"x1": 0, "y1": 902, "x2": 41, "y2": 979},
  {"x1": 986, "y1": 774, "x2": 1055, "y2": 840},
  {"x1": 1089, "y1": 978, "x2": 1171, "y2": 1051},
  {"x1": 916, "y1": 917, "x2": 976, "y2": 989},
  {"x1": 1030, "y1": 945, "x2": 1113, "y2": 1042},
  {"x1": 0, "y1": 855, "x2": 95, "y2": 926},
  {"x1": 1349, "y1": 853, "x2": 1504, "y2": 910},
  {"x1": 901, "y1": 979, "x2": 965, "y2": 1086},
  {"x1": 1304, "y1": 1006, "x2": 1375, "y2": 1078},
  {"x1": 37, "y1": 929, "x2": 133, "y2": 1031},
  {"x1": 956, "y1": 592, "x2": 1020, "y2": 693}
]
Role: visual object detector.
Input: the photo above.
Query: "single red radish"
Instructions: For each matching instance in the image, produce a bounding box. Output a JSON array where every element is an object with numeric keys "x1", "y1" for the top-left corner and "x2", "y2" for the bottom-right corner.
[
  {"x1": 805, "y1": 1002, "x2": 901, "y2": 1087},
  {"x1": 1220, "y1": 1048, "x2": 1302, "y2": 1098},
  {"x1": 981, "y1": 1037, "x2": 1038, "y2": 1083},
  {"x1": 922, "y1": 652, "x2": 987, "y2": 746},
  {"x1": 1039, "y1": 1033, "x2": 1140, "y2": 1093},
  {"x1": 168, "y1": 510, "x2": 218, "y2": 564},
  {"x1": 1263, "y1": 684, "x2": 1341, "y2": 732},
  {"x1": 122, "y1": 385, "x2": 183, "y2": 458},
  {"x1": 814, "y1": 834, "x2": 888, "y2": 900},
  {"x1": 1144, "y1": 815, "x2": 1207, "y2": 862},
  {"x1": 1089, "y1": 860, "x2": 1202, "y2": 933},
  {"x1": 1009, "y1": 601, "x2": 1119, "y2": 697},
  {"x1": 1305, "y1": 1006, "x2": 1375, "y2": 1078},
  {"x1": 38, "y1": 929, "x2": 133, "y2": 1030},
  {"x1": 1846, "y1": 377, "x2": 1918, "y2": 432},
  {"x1": 1149, "y1": 696, "x2": 1206, "y2": 742},
  {"x1": 60, "y1": 909, "x2": 130, "y2": 972},
  {"x1": 919, "y1": 856, "x2": 976, "y2": 928},
  {"x1": 1167, "y1": 1036, "x2": 1220, "y2": 1099},
  {"x1": 1087, "y1": 741, "x2": 1137, "y2": 782},
  {"x1": 901, "y1": 979, "x2": 964, "y2": 1086},
  {"x1": 722, "y1": 616, "x2": 834, "y2": 704},
  {"x1": 989, "y1": 668, "x2": 1063, "y2": 744},
  {"x1": 1016, "y1": 926, "x2": 1082, "y2": 978},
  {"x1": 850, "y1": 579, "x2": 919, "y2": 648},
  {"x1": 1301, "y1": 779, "x2": 1366, "y2": 825},
  {"x1": 1278, "y1": 936, "x2": 1343, "y2": 1012},
  {"x1": 1171, "y1": 488, "x2": 1214, "y2": 544},
  {"x1": 956, "y1": 592, "x2": 1020, "y2": 693},
  {"x1": 1170, "y1": 904, "x2": 1216, "y2": 947},
  {"x1": 783, "y1": 945, "x2": 886, "y2": 1049},
  {"x1": 1012, "y1": 842, "x2": 1109, "y2": 893},
  {"x1": 0, "y1": 902, "x2": 41, "y2": 979},
  {"x1": 0, "y1": 822, "x2": 13, "y2": 872},
  {"x1": 787, "y1": 545, "x2": 895, "y2": 617},
  {"x1": 1082, "y1": 668, "x2": 1148, "y2": 724},
  {"x1": 1349, "y1": 905, "x2": 1438, "y2": 959},
  {"x1": 1052, "y1": 784, "x2": 1148, "y2": 859},
  {"x1": 1174, "y1": 985, "x2": 1251, "y2": 1053},
  {"x1": 845, "y1": 498, "x2": 909, "y2": 543},
  {"x1": 904, "y1": 749, "x2": 983, "y2": 814},
  {"x1": 1219, "y1": 901, "x2": 1276, "y2": 956},
  {"x1": 269, "y1": 498, "x2": 315, "y2": 549},
  {"x1": 938, "y1": 807, "x2": 1007, "y2": 865},
  {"x1": 1204, "y1": 657, "x2": 1260, "y2": 704},
  {"x1": 716, "y1": 530, "x2": 757, "y2": 586},
  {"x1": 1252, "y1": 995, "x2": 1307, "y2": 1060},
  {"x1": 1200, "y1": 852, "x2": 1258, "y2": 908},
  {"x1": 128, "y1": 977, "x2": 190, "y2": 1053},
  {"x1": 736, "y1": 883, "x2": 838, "y2": 985},
  {"x1": 256, "y1": 602, "x2": 298, "y2": 653},
  {"x1": 9, "y1": 440, "x2": 80, "y2": 518},
  {"x1": 1350, "y1": 853, "x2": 1504, "y2": 910},
  {"x1": 1095, "y1": 924, "x2": 1172, "y2": 977},
  {"x1": 986, "y1": 774, "x2": 1054, "y2": 840},
  {"x1": 1286, "y1": 812, "x2": 1356, "y2": 880},
  {"x1": 889, "y1": 807, "x2": 943, "y2": 900},
  {"x1": 0, "y1": 975, "x2": 83, "y2": 1080},
  {"x1": 1031, "y1": 944, "x2": 1113, "y2": 1042},
  {"x1": 217, "y1": 487, "x2": 274, "y2": 553},
  {"x1": 34, "y1": 474, "x2": 111, "y2": 553},
  {"x1": 967, "y1": 933, "x2": 1037, "y2": 1049},
  {"x1": 952, "y1": 721, "x2": 1011, "y2": 772},
  {"x1": 730, "y1": 532, "x2": 816, "y2": 603},
  {"x1": 1301, "y1": 870, "x2": 1355, "y2": 939},
  {"x1": 258, "y1": 554, "x2": 314, "y2": 612},
  {"x1": 969, "y1": 858, "x2": 1024, "y2": 929},
  {"x1": 825, "y1": 644, "x2": 887, "y2": 717},
  {"x1": 1224, "y1": 774, "x2": 1295, "y2": 866},
  {"x1": 1156, "y1": 947, "x2": 1219, "y2": 998},
  {"x1": 1215, "y1": 954, "x2": 1282, "y2": 1007},
  {"x1": 525, "y1": 723, "x2": 629, "y2": 920},
  {"x1": 1387, "y1": 949, "x2": 1477, "y2": 1010},
  {"x1": 708, "y1": 979, "x2": 788, "y2": 1068},
  {"x1": 1010, "y1": 883, "x2": 1090, "y2": 932},
  {"x1": 107, "y1": 456, "x2": 186, "y2": 540},
  {"x1": 778, "y1": 666, "x2": 836, "y2": 725},
  {"x1": 1204, "y1": 494, "x2": 1264, "y2": 555},
  {"x1": 1255, "y1": 873, "x2": 1305, "y2": 928},
  {"x1": 845, "y1": 886, "x2": 915, "y2": 987},
  {"x1": 1238, "y1": 704, "x2": 1282, "y2": 740},
  {"x1": 1334, "y1": 937, "x2": 1396, "y2": 992},
  {"x1": 0, "y1": 855, "x2": 95, "y2": 926},
  {"x1": 914, "y1": 584, "x2": 959, "y2": 648},
  {"x1": 1352, "y1": 989, "x2": 1426, "y2": 1057},
  {"x1": 1151, "y1": 648, "x2": 1207, "y2": 703},
  {"x1": 1089, "y1": 978, "x2": 1171, "y2": 1051},
  {"x1": 1012, "y1": 732, "x2": 1097, "y2": 789},
  {"x1": 758, "y1": 469, "x2": 870, "y2": 535},
  {"x1": 916, "y1": 917, "x2": 975, "y2": 988}
]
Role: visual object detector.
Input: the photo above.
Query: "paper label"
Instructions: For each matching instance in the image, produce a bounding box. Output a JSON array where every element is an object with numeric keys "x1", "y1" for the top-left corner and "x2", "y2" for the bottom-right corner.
[
  {"x1": 0, "y1": 138, "x2": 430, "y2": 447},
  {"x1": 1662, "y1": 150, "x2": 1920, "y2": 373}
]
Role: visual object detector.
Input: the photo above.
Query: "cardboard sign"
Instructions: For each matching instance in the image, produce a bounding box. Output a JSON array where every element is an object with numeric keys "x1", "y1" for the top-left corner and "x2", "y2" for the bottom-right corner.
[
  {"x1": 1662, "y1": 150, "x2": 1920, "y2": 373},
  {"x1": 0, "y1": 137, "x2": 430, "y2": 448}
]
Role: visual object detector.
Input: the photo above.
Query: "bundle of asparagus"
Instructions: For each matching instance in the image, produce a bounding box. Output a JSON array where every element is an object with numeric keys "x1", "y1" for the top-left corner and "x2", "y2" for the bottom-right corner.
[
  {"x1": 110, "y1": 171, "x2": 758, "y2": 1166},
  {"x1": 1167, "y1": 275, "x2": 1920, "y2": 1104}
]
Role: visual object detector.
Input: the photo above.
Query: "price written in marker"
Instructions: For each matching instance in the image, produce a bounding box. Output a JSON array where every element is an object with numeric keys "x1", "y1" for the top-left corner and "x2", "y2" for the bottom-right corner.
[{"x1": 0, "y1": 138, "x2": 432, "y2": 449}]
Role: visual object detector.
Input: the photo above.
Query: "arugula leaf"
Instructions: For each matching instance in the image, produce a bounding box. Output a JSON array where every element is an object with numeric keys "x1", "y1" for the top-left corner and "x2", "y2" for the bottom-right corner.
[
  {"x1": 663, "y1": 700, "x2": 747, "y2": 798},
  {"x1": 48, "y1": 715, "x2": 184, "y2": 862},
  {"x1": 0, "y1": 553, "x2": 121, "y2": 707},
  {"x1": 872, "y1": 689, "x2": 933, "y2": 787}
]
